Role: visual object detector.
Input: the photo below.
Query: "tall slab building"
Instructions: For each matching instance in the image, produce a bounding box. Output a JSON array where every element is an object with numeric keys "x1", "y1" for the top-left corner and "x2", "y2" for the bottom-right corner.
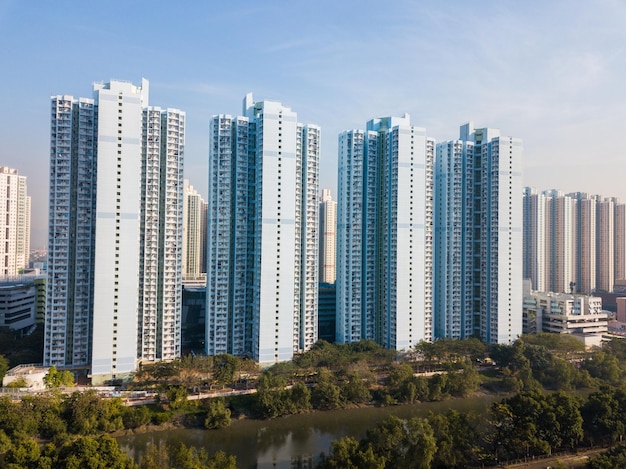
[
  {"x1": 435, "y1": 123, "x2": 523, "y2": 344},
  {"x1": 336, "y1": 115, "x2": 434, "y2": 350},
  {"x1": 0, "y1": 167, "x2": 30, "y2": 276},
  {"x1": 182, "y1": 180, "x2": 207, "y2": 282},
  {"x1": 45, "y1": 79, "x2": 184, "y2": 382},
  {"x1": 523, "y1": 190, "x2": 626, "y2": 295},
  {"x1": 522, "y1": 187, "x2": 546, "y2": 292},
  {"x1": 206, "y1": 94, "x2": 319, "y2": 363},
  {"x1": 319, "y1": 188, "x2": 337, "y2": 284}
]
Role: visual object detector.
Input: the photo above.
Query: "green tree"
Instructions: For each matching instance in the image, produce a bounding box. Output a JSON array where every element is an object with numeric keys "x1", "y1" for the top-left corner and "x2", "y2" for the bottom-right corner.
[
  {"x1": 427, "y1": 373, "x2": 449, "y2": 401},
  {"x1": 63, "y1": 391, "x2": 124, "y2": 434},
  {"x1": 587, "y1": 445, "x2": 626, "y2": 469},
  {"x1": 545, "y1": 391, "x2": 583, "y2": 450},
  {"x1": 311, "y1": 370, "x2": 344, "y2": 410},
  {"x1": 429, "y1": 409, "x2": 482, "y2": 468},
  {"x1": 4, "y1": 435, "x2": 41, "y2": 468},
  {"x1": 204, "y1": 398, "x2": 231, "y2": 430},
  {"x1": 166, "y1": 385, "x2": 188, "y2": 410},
  {"x1": 581, "y1": 351, "x2": 622, "y2": 385},
  {"x1": 56, "y1": 435, "x2": 137, "y2": 468},
  {"x1": 255, "y1": 372, "x2": 288, "y2": 418},
  {"x1": 319, "y1": 436, "x2": 385, "y2": 469},
  {"x1": 0, "y1": 354, "x2": 8, "y2": 383},
  {"x1": 21, "y1": 394, "x2": 66, "y2": 438},
  {"x1": 288, "y1": 382, "x2": 312, "y2": 413},
  {"x1": 343, "y1": 373, "x2": 371, "y2": 404},
  {"x1": 365, "y1": 415, "x2": 437, "y2": 469},
  {"x1": 582, "y1": 388, "x2": 626, "y2": 446},
  {"x1": 446, "y1": 361, "x2": 481, "y2": 397},
  {"x1": 388, "y1": 363, "x2": 414, "y2": 389},
  {"x1": 122, "y1": 405, "x2": 151, "y2": 429},
  {"x1": 212, "y1": 354, "x2": 240, "y2": 388},
  {"x1": 43, "y1": 366, "x2": 74, "y2": 388}
]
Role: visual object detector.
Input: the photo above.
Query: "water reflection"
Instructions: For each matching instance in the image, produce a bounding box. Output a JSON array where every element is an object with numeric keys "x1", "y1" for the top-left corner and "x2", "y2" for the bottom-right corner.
[{"x1": 118, "y1": 395, "x2": 501, "y2": 468}]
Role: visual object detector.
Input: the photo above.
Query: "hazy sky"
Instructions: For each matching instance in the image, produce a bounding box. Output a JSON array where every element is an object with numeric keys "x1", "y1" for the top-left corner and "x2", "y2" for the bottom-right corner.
[{"x1": 1, "y1": 0, "x2": 625, "y2": 248}]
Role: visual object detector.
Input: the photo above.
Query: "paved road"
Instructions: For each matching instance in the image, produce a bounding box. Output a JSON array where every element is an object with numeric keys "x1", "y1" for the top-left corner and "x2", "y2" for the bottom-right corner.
[{"x1": 502, "y1": 447, "x2": 605, "y2": 469}]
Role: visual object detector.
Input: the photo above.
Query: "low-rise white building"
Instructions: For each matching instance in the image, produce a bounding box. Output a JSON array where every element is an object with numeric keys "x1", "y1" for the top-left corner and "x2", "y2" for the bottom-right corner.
[
  {"x1": 0, "y1": 282, "x2": 36, "y2": 334},
  {"x1": 523, "y1": 281, "x2": 607, "y2": 347},
  {"x1": 2, "y1": 364, "x2": 47, "y2": 390}
]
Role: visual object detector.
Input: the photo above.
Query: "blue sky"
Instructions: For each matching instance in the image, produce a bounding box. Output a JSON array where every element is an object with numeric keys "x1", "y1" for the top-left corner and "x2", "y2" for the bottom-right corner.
[{"x1": 1, "y1": 0, "x2": 625, "y2": 248}]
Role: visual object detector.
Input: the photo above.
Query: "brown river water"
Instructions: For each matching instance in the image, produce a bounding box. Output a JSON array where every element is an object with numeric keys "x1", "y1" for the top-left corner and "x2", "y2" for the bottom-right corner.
[{"x1": 117, "y1": 393, "x2": 502, "y2": 468}]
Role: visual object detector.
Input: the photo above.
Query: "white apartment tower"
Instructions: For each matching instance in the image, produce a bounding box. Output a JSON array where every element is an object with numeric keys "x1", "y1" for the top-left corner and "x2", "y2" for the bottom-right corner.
[
  {"x1": 544, "y1": 190, "x2": 575, "y2": 294},
  {"x1": 0, "y1": 167, "x2": 30, "y2": 276},
  {"x1": 435, "y1": 124, "x2": 523, "y2": 344},
  {"x1": 523, "y1": 190, "x2": 626, "y2": 295},
  {"x1": 596, "y1": 197, "x2": 615, "y2": 292},
  {"x1": 434, "y1": 140, "x2": 475, "y2": 339},
  {"x1": 319, "y1": 188, "x2": 337, "y2": 284},
  {"x1": 569, "y1": 192, "x2": 597, "y2": 294},
  {"x1": 138, "y1": 105, "x2": 184, "y2": 363},
  {"x1": 337, "y1": 115, "x2": 434, "y2": 350},
  {"x1": 182, "y1": 180, "x2": 207, "y2": 281},
  {"x1": 46, "y1": 79, "x2": 184, "y2": 382},
  {"x1": 206, "y1": 94, "x2": 319, "y2": 363},
  {"x1": 522, "y1": 187, "x2": 546, "y2": 292},
  {"x1": 615, "y1": 201, "x2": 626, "y2": 282}
]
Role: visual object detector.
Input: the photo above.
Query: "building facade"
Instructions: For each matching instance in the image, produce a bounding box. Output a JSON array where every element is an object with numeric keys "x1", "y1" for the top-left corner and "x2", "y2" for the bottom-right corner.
[
  {"x1": 336, "y1": 115, "x2": 434, "y2": 350},
  {"x1": 206, "y1": 94, "x2": 319, "y2": 363},
  {"x1": 182, "y1": 180, "x2": 207, "y2": 282},
  {"x1": 524, "y1": 189, "x2": 626, "y2": 295},
  {"x1": 319, "y1": 188, "x2": 337, "y2": 284},
  {"x1": 523, "y1": 285, "x2": 607, "y2": 347},
  {"x1": 45, "y1": 79, "x2": 184, "y2": 382},
  {"x1": 522, "y1": 187, "x2": 546, "y2": 292},
  {"x1": 0, "y1": 167, "x2": 30, "y2": 277},
  {"x1": 435, "y1": 123, "x2": 523, "y2": 344},
  {"x1": 0, "y1": 281, "x2": 36, "y2": 334}
]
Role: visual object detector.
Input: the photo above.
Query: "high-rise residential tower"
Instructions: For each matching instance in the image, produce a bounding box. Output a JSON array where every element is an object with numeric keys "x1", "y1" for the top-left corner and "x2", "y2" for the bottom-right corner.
[
  {"x1": 206, "y1": 94, "x2": 319, "y2": 363},
  {"x1": 523, "y1": 189, "x2": 626, "y2": 295},
  {"x1": 615, "y1": 201, "x2": 626, "y2": 282},
  {"x1": 45, "y1": 79, "x2": 184, "y2": 383},
  {"x1": 435, "y1": 123, "x2": 523, "y2": 344},
  {"x1": 182, "y1": 180, "x2": 207, "y2": 282},
  {"x1": 596, "y1": 196, "x2": 615, "y2": 292},
  {"x1": 319, "y1": 188, "x2": 337, "y2": 284},
  {"x1": 544, "y1": 190, "x2": 575, "y2": 294},
  {"x1": 522, "y1": 187, "x2": 546, "y2": 292},
  {"x1": 336, "y1": 115, "x2": 434, "y2": 350},
  {"x1": 0, "y1": 167, "x2": 30, "y2": 276},
  {"x1": 569, "y1": 192, "x2": 597, "y2": 294}
]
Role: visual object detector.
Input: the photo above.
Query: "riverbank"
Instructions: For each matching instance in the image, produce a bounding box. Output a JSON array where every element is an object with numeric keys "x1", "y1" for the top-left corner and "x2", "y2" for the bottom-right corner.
[{"x1": 117, "y1": 393, "x2": 505, "y2": 468}]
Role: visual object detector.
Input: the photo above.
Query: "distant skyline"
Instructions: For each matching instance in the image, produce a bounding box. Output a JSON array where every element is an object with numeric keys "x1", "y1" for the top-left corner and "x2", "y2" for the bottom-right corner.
[{"x1": 1, "y1": 0, "x2": 625, "y2": 248}]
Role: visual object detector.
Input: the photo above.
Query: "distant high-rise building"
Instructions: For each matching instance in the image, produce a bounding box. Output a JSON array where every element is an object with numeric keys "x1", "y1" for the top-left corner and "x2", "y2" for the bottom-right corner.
[
  {"x1": 436, "y1": 123, "x2": 523, "y2": 344},
  {"x1": 543, "y1": 190, "x2": 575, "y2": 294},
  {"x1": 336, "y1": 115, "x2": 434, "y2": 350},
  {"x1": 182, "y1": 180, "x2": 207, "y2": 282},
  {"x1": 523, "y1": 187, "x2": 546, "y2": 292},
  {"x1": 570, "y1": 192, "x2": 597, "y2": 294},
  {"x1": 0, "y1": 167, "x2": 30, "y2": 276},
  {"x1": 45, "y1": 79, "x2": 184, "y2": 383},
  {"x1": 319, "y1": 188, "x2": 337, "y2": 284},
  {"x1": 596, "y1": 197, "x2": 615, "y2": 292},
  {"x1": 523, "y1": 188, "x2": 626, "y2": 295},
  {"x1": 615, "y1": 201, "x2": 626, "y2": 282},
  {"x1": 206, "y1": 94, "x2": 319, "y2": 363}
]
